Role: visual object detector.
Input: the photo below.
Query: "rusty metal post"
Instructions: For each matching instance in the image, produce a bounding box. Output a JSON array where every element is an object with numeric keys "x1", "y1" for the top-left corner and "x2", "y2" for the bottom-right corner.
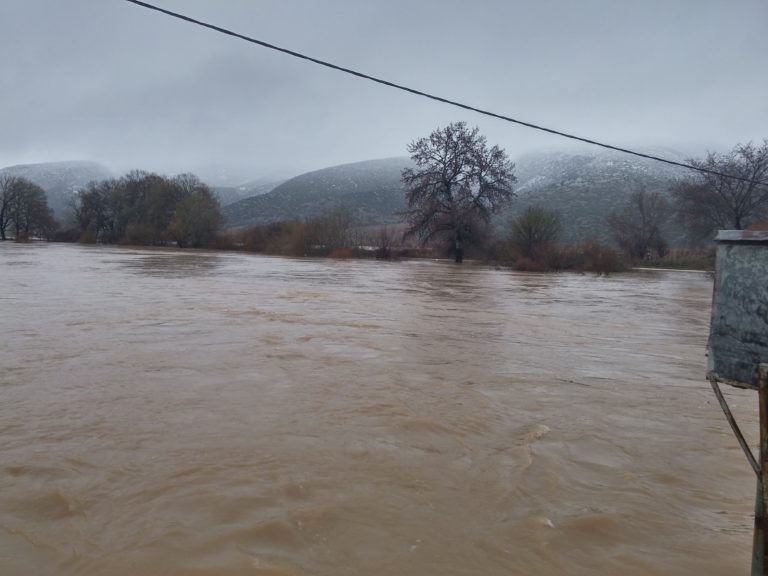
[
  {"x1": 754, "y1": 365, "x2": 768, "y2": 576},
  {"x1": 711, "y1": 378, "x2": 760, "y2": 476}
]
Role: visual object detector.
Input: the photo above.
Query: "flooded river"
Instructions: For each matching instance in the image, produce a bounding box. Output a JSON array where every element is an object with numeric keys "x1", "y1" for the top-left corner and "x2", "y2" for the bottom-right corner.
[{"x1": 0, "y1": 243, "x2": 757, "y2": 575}]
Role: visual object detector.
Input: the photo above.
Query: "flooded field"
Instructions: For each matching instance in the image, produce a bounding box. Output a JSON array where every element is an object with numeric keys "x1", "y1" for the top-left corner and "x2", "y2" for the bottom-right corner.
[{"x1": 0, "y1": 242, "x2": 757, "y2": 575}]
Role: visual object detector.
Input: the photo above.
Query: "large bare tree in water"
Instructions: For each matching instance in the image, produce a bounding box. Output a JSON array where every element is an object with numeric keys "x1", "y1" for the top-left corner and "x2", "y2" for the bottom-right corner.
[{"x1": 401, "y1": 122, "x2": 516, "y2": 262}]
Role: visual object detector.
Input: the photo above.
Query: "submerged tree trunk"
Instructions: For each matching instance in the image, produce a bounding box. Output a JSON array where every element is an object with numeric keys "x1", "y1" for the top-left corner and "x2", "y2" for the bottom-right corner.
[{"x1": 454, "y1": 231, "x2": 463, "y2": 263}]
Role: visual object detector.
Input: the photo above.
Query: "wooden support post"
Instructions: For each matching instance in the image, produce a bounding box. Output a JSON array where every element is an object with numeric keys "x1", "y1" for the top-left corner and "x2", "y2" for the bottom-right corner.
[{"x1": 754, "y1": 365, "x2": 768, "y2": 576}]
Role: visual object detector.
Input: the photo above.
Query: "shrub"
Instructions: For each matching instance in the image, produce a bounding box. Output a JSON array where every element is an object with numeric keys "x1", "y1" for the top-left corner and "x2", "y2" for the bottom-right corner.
[
  {"x1": 496, "y1": 239, "x2": 626, "y2": 275},
  {"x1": 513, "y1": 256, "x2": 549, "y2": 272},
  {"x1": 50, "y1": 227, "x2": 81, "y2": 243},
  {"x1": 329, "y1": 247, "x2": 355, "y2": 259},
  {"x1": 214, "y1": 231, "x2": 241, "y2": 251},
  {"x1": 579, "y1": 240, "x2": 626, "y2": 275},
  {"x1": 509, "y1": 206, "x2": 561, "y2": 260}
]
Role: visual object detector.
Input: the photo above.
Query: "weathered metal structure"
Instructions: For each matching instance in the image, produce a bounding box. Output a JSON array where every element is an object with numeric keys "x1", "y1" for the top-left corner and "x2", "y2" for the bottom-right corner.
[
  {"x1": 707, "y1": 230, "x2": 768, "y2": 575},
  {"x1": 708, "y1": 230, "x2": 768, "y2": 389}
]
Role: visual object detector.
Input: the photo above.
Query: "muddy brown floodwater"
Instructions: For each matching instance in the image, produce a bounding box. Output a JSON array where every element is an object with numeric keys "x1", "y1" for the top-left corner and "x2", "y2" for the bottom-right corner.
[{"x1": 0, "y1": 243, "x2": 758, "y2": 575}]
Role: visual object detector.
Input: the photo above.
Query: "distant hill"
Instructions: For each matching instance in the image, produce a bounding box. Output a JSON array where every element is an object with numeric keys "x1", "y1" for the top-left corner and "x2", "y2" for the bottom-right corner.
[
  {"x1": 1, "y1": 151, "x2": 690, "y2": 242},
  {"x1": 501, "y1": 147, "x2": 688, "y2": 243},
  {"x1": 214, "y1": 178, "x2": 286, "y2": 207},
  {"x1": 224, "y1": 149, "x2": 689, "y2": 244},
  {"x1": 0, "y1": 161, "x2": 112, "y2": 223},
  {"x1": 223, "y1": 158, "x2": 411, "y2": 228}
]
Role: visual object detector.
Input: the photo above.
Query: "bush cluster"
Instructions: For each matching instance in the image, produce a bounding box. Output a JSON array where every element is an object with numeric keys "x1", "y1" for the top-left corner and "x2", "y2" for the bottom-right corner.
[
  {"x1": 496, "y1": 240, "x2": 626, "y2": 275},
  {"x1": 67, "y1": 171, "x2": 221, "y2": 248}
]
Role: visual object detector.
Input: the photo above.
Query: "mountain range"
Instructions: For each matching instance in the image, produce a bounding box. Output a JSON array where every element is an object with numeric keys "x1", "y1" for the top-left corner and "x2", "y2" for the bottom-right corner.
[
  {"x1": 502, "y1": 147, "x2": 687, "y2": 243},
  {"x1": 213, "y1": 177, "x2": 286, "y2": 208},
  {"x1": 2, "y1": 148, "x2": 690, "y2": 244},
  {"x1": 222, "y1": 157, "x2": 410, "y2": 228},
  {"x1": 222, "y1": 148, "x2": 688, "y2": 244}
]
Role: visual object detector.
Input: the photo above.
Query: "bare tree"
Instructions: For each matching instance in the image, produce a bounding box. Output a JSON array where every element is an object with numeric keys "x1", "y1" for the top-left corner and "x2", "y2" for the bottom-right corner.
[
  {"x1": 401, "y1": 122, "x2": 516, "y2": 263},
  {"x1": 372, "y1": 224, "x2": 399, "y2": 259},
  {"x1": 0, "y1": 174, "x2": 21, "y2": 240},
  {"x1": 1, "y1": 177, "x2": 55, "y2": 240},
  {"x1": 672, "y1": 140, "x2": 768, "y2": 239},
  {"x1": 306, "y1": 207, "x2": 356, "y2": 253},
  {"x1": 609, "y1": 190, "x2": 669, "y2": 260},
  {"x1": 168, "y1": 185, "x2": 221, "y2": 248},
  {"x1": 71, "y1": 179, "x2": 120, "y2": 243},
  {"x1": 172, "y1": 172, "x2": 209, "y2": 197},
  {"x1": 509, "y1": 205, "x2": 561, "y2": 260}
]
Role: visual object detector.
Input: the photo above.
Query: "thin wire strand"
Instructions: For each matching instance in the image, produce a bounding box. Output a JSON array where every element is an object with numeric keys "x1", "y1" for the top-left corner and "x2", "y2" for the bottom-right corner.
[{"x1": 122, "y1": 0, "x2": 767, "y2": 188}]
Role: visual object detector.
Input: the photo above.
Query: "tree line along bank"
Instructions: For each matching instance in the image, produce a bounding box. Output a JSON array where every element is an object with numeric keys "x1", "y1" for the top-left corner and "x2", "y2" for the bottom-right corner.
[{"x1": 2, "y1": 124, "x2": 765, "y2": 273}]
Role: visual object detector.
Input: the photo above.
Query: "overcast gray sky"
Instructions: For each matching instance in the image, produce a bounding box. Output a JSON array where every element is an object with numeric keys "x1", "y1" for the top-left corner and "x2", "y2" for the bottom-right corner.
[{"x1": 1, "y1": 0, "x2": 766, "y2": 183}]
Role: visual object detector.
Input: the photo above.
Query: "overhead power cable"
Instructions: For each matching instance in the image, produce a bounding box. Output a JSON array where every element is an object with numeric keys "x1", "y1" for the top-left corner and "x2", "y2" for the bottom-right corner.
[{"x1": 122, "y1": 0, "x2": 767, "y2": 188}]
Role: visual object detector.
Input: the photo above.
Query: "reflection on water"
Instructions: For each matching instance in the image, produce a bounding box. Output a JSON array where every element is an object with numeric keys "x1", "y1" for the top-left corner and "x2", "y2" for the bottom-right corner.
[{"x1": 0, "y1": 242, "x2": 755, "y2": 576}]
